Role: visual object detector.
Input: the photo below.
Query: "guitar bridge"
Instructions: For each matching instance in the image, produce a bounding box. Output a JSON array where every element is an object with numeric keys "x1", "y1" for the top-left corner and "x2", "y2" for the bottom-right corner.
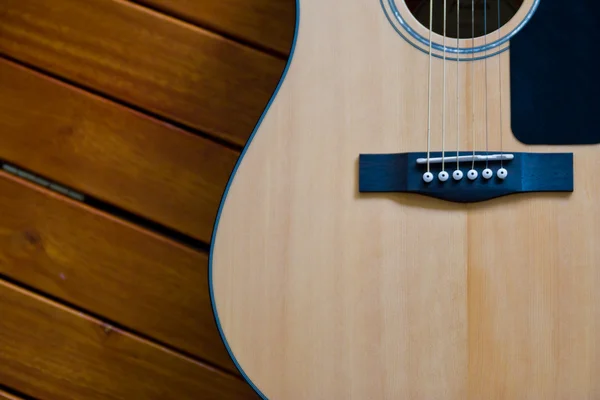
[{"x1": 358, "y1": 151, "x2": 573, "y2": 203}]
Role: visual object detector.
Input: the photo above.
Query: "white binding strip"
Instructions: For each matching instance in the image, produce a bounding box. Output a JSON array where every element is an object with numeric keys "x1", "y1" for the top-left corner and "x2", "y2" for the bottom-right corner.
[{"x1": 416, "y1": 153, "x2": 514, "y2": 165}]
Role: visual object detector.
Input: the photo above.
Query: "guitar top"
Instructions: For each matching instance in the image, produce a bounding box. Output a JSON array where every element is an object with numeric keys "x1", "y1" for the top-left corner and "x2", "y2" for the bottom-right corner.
[{"x1": 211, "y1": 0, "x2": 600, "y2": 398}]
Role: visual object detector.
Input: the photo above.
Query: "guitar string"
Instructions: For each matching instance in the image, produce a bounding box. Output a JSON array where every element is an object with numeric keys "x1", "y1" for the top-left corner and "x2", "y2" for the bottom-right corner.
[
  {"x1": 498, "y1": 0, "x2": 504, "y2": 168},
  {"x1": 484, "y1": 0, "x2": 489, "y2": 168},
  {"x1": 456, "y1": 0, "x2": 460, "y2": 172},
  {"x1": 471, "y1": 0, "x2": 476, "y2": 170},
  {"x1": 426, "y1": 0, "x2": 434, "y2": 173},
  {"x1": 442, "y1": 0, "x2": 447, "y2": 173}
]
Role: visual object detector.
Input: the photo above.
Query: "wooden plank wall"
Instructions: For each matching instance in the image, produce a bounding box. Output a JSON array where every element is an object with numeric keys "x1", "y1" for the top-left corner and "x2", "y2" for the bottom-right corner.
[{"x1": 0, "y1": 0, "x2": 295, "y2": 399}]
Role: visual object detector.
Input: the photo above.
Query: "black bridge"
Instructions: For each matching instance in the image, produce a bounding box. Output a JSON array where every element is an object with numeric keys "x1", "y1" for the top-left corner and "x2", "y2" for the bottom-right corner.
[{"x1": 358, "y1": 151, "x2": 573, "y2": 203}]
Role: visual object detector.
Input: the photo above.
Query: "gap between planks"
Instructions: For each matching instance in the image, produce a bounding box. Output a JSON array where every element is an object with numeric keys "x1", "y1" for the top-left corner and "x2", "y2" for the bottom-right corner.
[
  {"x1": 0, "y1": 386, "x2": 31, "y2": 400},
  {"x1": 0, "y1": 160, "x2": 209, "y2": 252},
  {"x1": 0, "y1": 160, "x2": 208, "y2": 251},
  {"x1": 0, "y1": 273, "x2": 257, "y2": 398},
  {"x1": 0, "y1": 391, "x2": 22, "y2": 400},
  {"x1": 0, "y1": 53, "x2": 244, "y2": 153},
  {"x1": 0, "y1": 269, "x2": 237, "y2": 378},
  {"x1": 116, "y1": 0, "x2": 285, "y2": 59},
  {"x1": 0, "y1": 266, "x2": 237, "y2": 382},
  {"x1": 126, "y1": 0, "x2": 291, "y2": 60}
]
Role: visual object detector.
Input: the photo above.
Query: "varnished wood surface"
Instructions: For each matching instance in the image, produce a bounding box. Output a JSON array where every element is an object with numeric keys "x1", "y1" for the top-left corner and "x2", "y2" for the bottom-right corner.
[
  {"x1": 0, "y1": 170, "x2": 236, "y2": 373},
  {"x1": 0, "y1": 57, "x2": 238, "y2": 242},
  {"x1": 0, "y1": 0, "x2": 285, "y2": 146},
  {"x1": 0, "y1": 0, "x2": 295, "y2": 397},
  {"x1": 0, "y1": 279, "x2": 258, "y2": 400},
  {"x1": 213, "y1": 0, "x2": 600, "y2": 398},
  {"x1": 136, "y1": 0, "x2": 296, "y2": 56}
]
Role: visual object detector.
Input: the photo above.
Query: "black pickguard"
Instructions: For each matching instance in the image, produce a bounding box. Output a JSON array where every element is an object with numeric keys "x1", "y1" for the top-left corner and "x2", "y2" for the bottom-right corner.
[{"x1": 510, "y1": 0, "x2": 600, "y2": 145}]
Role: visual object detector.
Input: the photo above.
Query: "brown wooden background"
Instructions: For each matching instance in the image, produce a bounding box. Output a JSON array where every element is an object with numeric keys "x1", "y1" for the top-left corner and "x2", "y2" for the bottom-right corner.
[{"x1": 0, "y1": 0, "x2": 295, "y2": 398}]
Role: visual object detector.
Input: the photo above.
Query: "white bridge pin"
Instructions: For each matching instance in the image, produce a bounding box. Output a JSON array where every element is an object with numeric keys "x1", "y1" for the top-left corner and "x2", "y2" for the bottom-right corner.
[
  {"x1": 482, "y1": 168, "x2": 493, "y2": 180},
  {"x1": 438, "y1": 171, "x2": 449, "y2": 182},
  {"x1": 452, "y1": 170, "x2": 463, "y2": 181},
  {"x1": 497, "y1": 168, "x2": 508, "y2": 180},
  {"x1": 467, "y1": 169, "x2": 478, "y2": 180},
  {"x1": 423, "y1": 172, "x2": 434, "y2": 183}
]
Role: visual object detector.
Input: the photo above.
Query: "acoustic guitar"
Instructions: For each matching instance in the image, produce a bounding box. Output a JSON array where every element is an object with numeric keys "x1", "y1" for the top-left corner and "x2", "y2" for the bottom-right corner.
[{"x1": 211, "y1": 0, "x2": 600, "y2": 398}]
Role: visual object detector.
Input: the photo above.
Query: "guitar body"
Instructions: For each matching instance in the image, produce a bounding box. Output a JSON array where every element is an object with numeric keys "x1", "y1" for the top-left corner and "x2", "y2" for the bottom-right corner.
[{"x1": 211, "y1": 0, "x2": 600, "y2": 398}]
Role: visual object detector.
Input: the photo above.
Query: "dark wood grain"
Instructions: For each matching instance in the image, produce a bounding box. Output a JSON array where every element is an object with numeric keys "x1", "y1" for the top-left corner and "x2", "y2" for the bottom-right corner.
[
  {"x1": 0, "y1": 171, "x2": 236, "y2": 373},
  {"x1": 0, "y1": 280, "x2": 257, "y2": 400},
  {"x1": 136, "y1": 0, "x2": 296, "y2": 56},
  {"x1": 0, "y1": 58, "x2": 238, "y2": 242},
  {"x1": 0, "y1": 0, "x2": 286, "y2": 146}
]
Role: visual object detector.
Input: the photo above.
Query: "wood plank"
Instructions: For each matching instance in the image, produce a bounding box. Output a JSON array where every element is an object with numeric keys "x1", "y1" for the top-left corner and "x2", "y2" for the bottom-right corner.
[
  {"x1": 0, "y1": 0, "x2": 286, "y2": 146},
  {"x1": 0, "y1": 171, "x2": 234, "y2": 373},
  {"x1": 136, "y1": 0, "x2": 296, "y2": 56},
  {"x1": 0, "y1": 280, "x2": 257, "y2": 400},
  {"x1": 0, "y1": 58, "x2": 237, "y2": 242}
]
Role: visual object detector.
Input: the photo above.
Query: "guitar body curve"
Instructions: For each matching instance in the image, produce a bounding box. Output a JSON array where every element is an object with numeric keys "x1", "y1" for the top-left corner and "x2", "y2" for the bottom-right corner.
[{"x1": 211, "y1": 0, "x2": 600, "y2": 398}]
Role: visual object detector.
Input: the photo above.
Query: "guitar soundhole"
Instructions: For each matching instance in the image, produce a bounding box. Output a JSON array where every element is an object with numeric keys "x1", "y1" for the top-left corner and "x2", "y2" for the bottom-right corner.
[
  {"x1": 382, "y1": 0, "x2": 538, "y2": 59},
  {"x1": 405, "y1": 0, "x2": 525, "y2": 38}
]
